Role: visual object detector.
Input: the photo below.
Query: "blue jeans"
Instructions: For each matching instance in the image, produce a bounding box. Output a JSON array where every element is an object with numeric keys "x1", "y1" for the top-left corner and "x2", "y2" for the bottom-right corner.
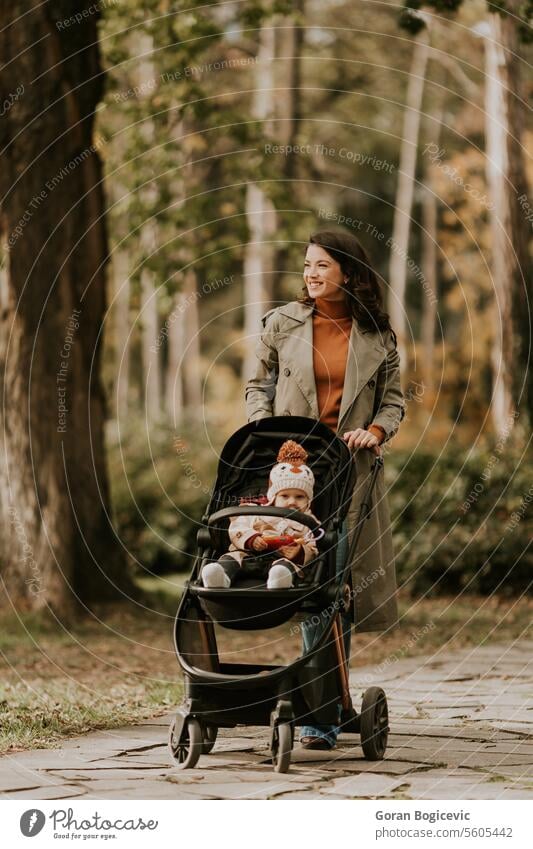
[{"x1": 300, "y1": 519, "x2": 351, "y2": 748}]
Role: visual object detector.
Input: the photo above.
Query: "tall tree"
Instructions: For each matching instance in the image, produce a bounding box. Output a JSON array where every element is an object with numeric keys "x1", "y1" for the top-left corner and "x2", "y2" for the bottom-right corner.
[
  {"x1": 136, "y1": 32, "x2": 163, "y2": 420},
  {"x1": 180, "y1": 268, "x2": 203, "y2": 422},
  {"x1": 111, "y1": 245, "x2": 131, "y2": 421},
  {"x1": 475, "y1": 8, "x2": 532, "y2": 434},
  {"x1": 242, "y1": 23, "x2": 278, "y2": 381},
  {"x1": 400, "y1": 0, "x2": 533, "y2": 435},
  {"x1": 420, "y1": 71, "x2": 446, "y2": 396},
  {"x1": 388, "y1": 22, "x2": 431, "y2": 374},
  {"x1": 0, "y1": 1, "x2": 131, "y2": 612},
  {"x1": 165, "y1": 295, "x2": 186, "y2": 425},
  {"x1": 271, "y1": 0, "x2": 305, "y2": 297}
]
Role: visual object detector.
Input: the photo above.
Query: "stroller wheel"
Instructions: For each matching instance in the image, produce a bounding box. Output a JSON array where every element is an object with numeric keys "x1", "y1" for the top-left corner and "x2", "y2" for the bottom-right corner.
[
  {"x1": 271, "y1": 723, "x2": 293, "y2": 774},
  {"x1": 169, "y1": 717, "x2": 203, "y2": 769},
  {"x1": 202, "y1": 723, "x2": 218, "y2": 754},
  {"x1": 360, "y1": 687, "x2": 389, "y2": 761}
]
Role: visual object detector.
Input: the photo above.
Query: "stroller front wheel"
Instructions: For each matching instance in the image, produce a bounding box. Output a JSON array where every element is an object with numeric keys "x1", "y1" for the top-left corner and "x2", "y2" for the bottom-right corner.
[
  {"x1": 169, "y1": 717, "x2": 203, "y2": 769},
  {"x1": 360, "y1": 687, "x2": 389, "y2": 760},
  {"x1": 271, "y1": 722, "x2": 293, "y2": 773},
  {"x1": 202, "y1": 723, "x2": 218, "y2": 754}
]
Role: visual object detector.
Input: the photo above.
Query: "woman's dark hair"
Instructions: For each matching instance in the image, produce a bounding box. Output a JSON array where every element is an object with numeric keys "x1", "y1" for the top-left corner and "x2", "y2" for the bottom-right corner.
[{"x1": 299, "y1": 229, "x2": 392, "y2": 334}]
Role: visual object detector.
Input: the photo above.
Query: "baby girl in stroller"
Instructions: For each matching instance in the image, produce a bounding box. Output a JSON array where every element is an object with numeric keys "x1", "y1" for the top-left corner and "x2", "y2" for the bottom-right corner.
[{"x1": 201, "y1": 440, "x2": 320, "y2": 590}]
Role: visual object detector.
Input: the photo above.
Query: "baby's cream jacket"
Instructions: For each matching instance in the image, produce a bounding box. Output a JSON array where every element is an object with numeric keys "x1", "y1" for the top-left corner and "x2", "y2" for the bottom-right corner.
[{"x1": 225, "y1": 508, "x2": 320, "y2": 568}]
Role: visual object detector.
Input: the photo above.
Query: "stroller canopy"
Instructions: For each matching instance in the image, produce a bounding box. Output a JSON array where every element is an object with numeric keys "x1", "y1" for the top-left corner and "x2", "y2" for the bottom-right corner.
[{"x1": 207, "y1": 415, "x2": 357, "y2": 528}]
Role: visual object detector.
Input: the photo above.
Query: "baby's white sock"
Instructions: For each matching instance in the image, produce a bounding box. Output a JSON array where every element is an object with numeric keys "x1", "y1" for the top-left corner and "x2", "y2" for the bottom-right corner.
[
  {"x1": 267, "y1": 564, "x2": 293, "y2": 589},
  {"x1": 202, "y1": 562, "x2": 231, "y2": 588}
]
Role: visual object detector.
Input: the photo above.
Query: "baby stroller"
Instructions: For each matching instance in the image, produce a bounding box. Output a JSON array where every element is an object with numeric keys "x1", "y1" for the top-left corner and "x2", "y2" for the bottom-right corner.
[{"x1": 170, "y1": 415, "x2": 389, "y2": 773}]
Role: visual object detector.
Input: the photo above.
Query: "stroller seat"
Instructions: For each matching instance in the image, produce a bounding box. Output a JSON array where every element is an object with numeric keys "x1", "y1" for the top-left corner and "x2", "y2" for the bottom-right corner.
[{"x1": 190, "y1": 546, "x2": 332, "y2": 630}]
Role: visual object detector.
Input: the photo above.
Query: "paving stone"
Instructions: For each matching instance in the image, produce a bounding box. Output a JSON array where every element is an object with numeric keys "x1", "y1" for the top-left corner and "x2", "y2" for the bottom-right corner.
[
  {"x1": 482, "y1": 741, "x2": 533, "y2": 754},
  {"x1": 483, "y1": 763, "x2": 533, "y2": 778},
  {"x1": 2, "y1": 639, "x2": 532, "y2": 799},
  {"x1": 84, "y1": 783, "x2": 193, "y2": 800},
  {"x1": 0, "y1": 780, "x2": 43, "y2": 795},
  {"x1": 291, "y1": 751, "x2": 426, "y2": 775},
  {"x1": 51, "y1": 767, "x2": 169, "y2": 781},
  {"x1": 0, "y1": 765, "x2": 57, "y2": 792},
  {"x1": 319, "y1": 773, "x2": 405, "y2": 798},
  {"x1": 6, "y1": 784, "x2": 88, "y2": 799},
  {"x1": 396, "y1": 772, "x2": 529, "y2": 801},
  {"x1": 274, "y1": 790, "x2": 348, "y2": 799},
  {"x1": 390, "y1": 736, "x2": 496, "y2": 753},
  {"x1": 168, "y1": 767, "x2": 272, "y2": 784},
  {"x1": 88, "y1": 757, "x2": 171, "y2": 769},
  {"x1": 167, "y1": 776, "x2": 314, "y2": 800},
  {"x1": 192, "y1": 753, "x2": 262, "y2": 769}
]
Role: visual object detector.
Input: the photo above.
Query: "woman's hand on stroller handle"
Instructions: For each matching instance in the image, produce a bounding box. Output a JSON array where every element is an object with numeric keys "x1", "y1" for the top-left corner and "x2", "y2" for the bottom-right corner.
[{"x1": 343, "y1": 428, "x2": 382, "y2": 456}]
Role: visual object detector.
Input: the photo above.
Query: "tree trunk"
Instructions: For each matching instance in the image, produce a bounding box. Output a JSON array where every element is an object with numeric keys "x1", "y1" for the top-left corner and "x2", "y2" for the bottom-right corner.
[
  {"x1": 111, "y1": 249, "x2": 131, "y2": 421},
  {"x1": 165, "y1": 294, "x2": 186, "y2": 427},
  {"x1": 480, "y1": 7, "x2": 532, "y2": 436},
  {"x1": 242, "y1": 24, "x2": 278, "y2": 381},
  {"x1": 140, "y1": 220, "x2": 162, "y2": 419},
  {"x1": 388, "y1": 28, "x2": 430, "y2": 374},
  {"x1": 276, "y1": 2, "x2": 303, "y2": 178},
  {"x1": 420, "y1": 187, "x2": 438, "y2": 394},
  {"x1": 243, "y1": 184, "x2": 277, "y2": 378},
  {"x1": 0, "y1": 2, "x2": 131, "y2": 612},
  {"x1": 420, "y1": 84, "x2": 444, "y2": 396},
  {"x1": 136, "y1": 32, "x2": 162, "y2": 421},
  {"x1": 181, "y1": 268, "x2": 203, "y2": 423},
  {"x1": 272, "y1": 2, "x2": 304, "y2": 297}
]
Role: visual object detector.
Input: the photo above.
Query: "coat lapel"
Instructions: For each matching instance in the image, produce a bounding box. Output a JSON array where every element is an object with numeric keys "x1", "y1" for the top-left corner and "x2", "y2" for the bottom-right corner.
[
  {"x1": 278, "y1": 301, "x2": 387, "y2": 431},
  {"x1": 337, "y1": 322, "x2": 387, "y2": 432},
  {"x1": 278, "y1": 302, "x2": 319, "y2": 417}
]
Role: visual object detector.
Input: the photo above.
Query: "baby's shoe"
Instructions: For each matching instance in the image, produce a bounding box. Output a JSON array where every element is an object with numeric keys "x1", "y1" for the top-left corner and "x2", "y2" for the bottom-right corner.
[
  {"x1": 202, "y1": 563, "x2": 231, "y2": 588},
  {"x1": 267, "y1": 564, "x2": 293, "y2": 589}
]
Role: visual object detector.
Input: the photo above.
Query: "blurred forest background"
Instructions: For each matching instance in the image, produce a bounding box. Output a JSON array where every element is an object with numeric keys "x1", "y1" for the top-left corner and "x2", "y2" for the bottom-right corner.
[{"x1": 0, "y1": 0, "x2": 531, "y2": 617}]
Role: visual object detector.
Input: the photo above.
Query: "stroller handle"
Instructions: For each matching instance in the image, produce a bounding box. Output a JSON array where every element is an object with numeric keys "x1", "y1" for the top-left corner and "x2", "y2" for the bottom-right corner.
[{"x1": 207, "y1": 505, "x2": 321, "y2": 535}]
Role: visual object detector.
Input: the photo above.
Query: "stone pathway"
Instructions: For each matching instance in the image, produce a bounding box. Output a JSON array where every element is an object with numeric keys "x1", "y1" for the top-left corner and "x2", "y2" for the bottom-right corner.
[{"x1": 1, "y1": 640, "x2": 532, "y2": 800}]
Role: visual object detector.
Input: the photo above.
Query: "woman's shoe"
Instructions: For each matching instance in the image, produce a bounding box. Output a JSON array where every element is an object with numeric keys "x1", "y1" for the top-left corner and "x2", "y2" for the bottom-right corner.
[{"x1": 300, "y1": 736, "x2": 335, "y2": 751}]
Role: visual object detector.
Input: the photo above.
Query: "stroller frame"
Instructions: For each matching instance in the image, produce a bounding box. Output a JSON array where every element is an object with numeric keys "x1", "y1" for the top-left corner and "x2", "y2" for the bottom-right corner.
[{"x1": 170, "y1": 416, "x2": 389, "y2": 772}]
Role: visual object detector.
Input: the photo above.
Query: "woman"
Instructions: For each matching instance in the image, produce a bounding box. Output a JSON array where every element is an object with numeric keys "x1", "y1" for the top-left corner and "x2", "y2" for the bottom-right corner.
[{"x1": 245, "y1": 229, "x2": 405, "y2": 750}]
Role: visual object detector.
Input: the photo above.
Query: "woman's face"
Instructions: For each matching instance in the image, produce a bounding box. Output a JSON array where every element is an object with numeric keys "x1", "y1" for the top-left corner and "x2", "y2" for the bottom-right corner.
[{"x1": 303, "y1": 244, "x2": 346, "y2": 301}]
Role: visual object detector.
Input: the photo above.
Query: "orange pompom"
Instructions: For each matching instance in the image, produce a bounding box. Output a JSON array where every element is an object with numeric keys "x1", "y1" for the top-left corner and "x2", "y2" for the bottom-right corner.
[{"x1": 276, "y1": 440, "x2": 308, "y2": 465}]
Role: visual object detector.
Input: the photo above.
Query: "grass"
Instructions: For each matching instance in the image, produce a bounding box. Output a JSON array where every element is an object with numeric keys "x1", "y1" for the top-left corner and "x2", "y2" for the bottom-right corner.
[
  {"x1": 0, "y1": 588, "x2": 531, "y2": 754},
  {"x1": 0, "y1": 602, "x2": 182, "y2": 754},
  {"x1": 0, "y1": 680, "x2": 182, "y2": 753},
  {"x1": 349, "y1": 593, "x2": 533, "y2": 668}
]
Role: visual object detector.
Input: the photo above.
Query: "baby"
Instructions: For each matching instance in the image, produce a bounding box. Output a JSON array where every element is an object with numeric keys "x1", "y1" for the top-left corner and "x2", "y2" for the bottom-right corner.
[{"x1": 202, "y1": 440, "x2": 319, "y2": 589}]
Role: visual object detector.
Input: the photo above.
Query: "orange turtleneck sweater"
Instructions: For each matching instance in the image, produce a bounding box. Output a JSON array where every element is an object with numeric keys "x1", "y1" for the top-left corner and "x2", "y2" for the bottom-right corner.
[{"x1": 311, "y1": 297, "x2": 385, "y2": 442}]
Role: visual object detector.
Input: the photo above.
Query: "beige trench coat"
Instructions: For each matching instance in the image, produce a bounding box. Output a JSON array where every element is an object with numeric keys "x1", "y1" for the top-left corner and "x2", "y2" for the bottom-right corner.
[{"x1": 244, "y1": 300, "x2": 405, "y2": 632}]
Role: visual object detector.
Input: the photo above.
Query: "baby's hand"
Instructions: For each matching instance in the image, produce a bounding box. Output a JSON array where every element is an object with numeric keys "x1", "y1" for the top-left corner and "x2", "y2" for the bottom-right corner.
[
  {"x1": 251, "y1": 535, "x2": 268, "y2": 551},
  {"x1": 278, "y1": 542, "x2": 302, "y2": 560}
]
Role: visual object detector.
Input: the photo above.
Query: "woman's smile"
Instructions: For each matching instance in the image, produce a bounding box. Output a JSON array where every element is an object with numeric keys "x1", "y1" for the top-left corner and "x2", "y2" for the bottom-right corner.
[{"x1": 304, "y1": 244, "x2": 346, "y2": 300}]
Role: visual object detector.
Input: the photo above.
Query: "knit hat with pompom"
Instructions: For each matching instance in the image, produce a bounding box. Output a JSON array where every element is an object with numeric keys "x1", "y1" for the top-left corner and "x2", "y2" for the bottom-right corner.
[{"x1": 266, "y1": 440, "x2": 315, "y2": 504}]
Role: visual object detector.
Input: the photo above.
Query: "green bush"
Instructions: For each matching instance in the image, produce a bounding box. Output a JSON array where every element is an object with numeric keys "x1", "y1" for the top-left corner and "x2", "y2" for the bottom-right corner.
[
  {"x1": 107, "y1": 418, "x2": 218, "y2": 577},
  {"x1": 387, "y1": 439, "x2": 532, "y2": 597},
  {"x1": 108, "y1": 417, "x2": 531, "y2": 598}
]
